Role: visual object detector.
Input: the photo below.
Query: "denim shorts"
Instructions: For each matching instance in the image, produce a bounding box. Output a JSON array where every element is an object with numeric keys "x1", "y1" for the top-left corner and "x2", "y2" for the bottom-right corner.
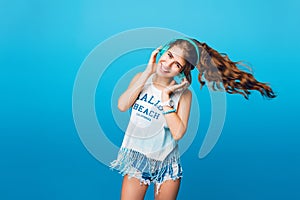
[{"x1": 126, "y1": 162, "x2": 183, "y2": 194}]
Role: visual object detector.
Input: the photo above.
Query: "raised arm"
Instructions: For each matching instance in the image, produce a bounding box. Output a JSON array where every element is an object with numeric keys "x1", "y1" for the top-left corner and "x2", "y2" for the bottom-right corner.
[
  {"x1": 118, "y1": 72, "x2": 150, "y2": 111},
  {"x1": 118, "y1": 46, "x2": 162, "y2": 112},
  {"x1": 161, "y1": 79, "x2": 192, "y2": 141}
]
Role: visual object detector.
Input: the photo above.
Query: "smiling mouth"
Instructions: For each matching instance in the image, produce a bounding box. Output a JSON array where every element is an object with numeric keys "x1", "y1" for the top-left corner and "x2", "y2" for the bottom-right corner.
[{"x1": 160, "y1": 64, "x2": 170, "y2": 73}]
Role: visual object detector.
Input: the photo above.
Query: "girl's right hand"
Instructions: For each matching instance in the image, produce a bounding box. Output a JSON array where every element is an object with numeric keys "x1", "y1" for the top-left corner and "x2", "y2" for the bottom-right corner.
[{"x1": 144, "y1": 46, "x2": 163, "y2": 75}]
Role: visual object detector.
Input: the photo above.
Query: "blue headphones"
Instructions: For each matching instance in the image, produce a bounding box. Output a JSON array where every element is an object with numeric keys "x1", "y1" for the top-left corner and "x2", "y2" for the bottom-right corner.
[{"x1": 159, "y1": 37, "x2": 200, "y2": 69}]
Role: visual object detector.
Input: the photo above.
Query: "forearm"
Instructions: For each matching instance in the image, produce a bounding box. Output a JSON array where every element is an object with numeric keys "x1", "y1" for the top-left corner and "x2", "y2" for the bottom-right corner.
[
  {"x1": 161, "y1": 87, "x2": 191, "y2": 141},
  {"x1": 118, "y1": 71, "x2": 152, "y2": 111},
  {"x1": 163, "y1": 108, "x2": 187, "y2": 141}
]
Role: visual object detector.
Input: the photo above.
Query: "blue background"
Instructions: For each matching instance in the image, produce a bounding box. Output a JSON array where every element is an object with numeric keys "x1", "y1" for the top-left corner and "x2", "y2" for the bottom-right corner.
[{"x1": 1, "y1": 0, "x2": 299, "y2": 199}]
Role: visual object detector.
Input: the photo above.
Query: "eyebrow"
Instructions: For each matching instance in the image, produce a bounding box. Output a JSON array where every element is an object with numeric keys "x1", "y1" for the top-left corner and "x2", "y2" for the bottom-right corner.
[{"x1": 168, "y1": 51, "x2": 184, "y2": 68}]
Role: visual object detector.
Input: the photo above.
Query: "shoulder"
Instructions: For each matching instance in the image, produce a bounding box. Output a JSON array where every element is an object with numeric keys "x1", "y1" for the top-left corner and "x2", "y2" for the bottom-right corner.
[
  {"x1": 132, "y1": 72, "x2": 143, "y2": 81},
  {"x1": 180, "y1": 88, "x2": 192, "y2": 101},
  {"x1": 177, "y1": 88, "x2": 192, "y2": 106},
  {"x1": 128, "y1": 72, "x2": 143, "y2": 86}
]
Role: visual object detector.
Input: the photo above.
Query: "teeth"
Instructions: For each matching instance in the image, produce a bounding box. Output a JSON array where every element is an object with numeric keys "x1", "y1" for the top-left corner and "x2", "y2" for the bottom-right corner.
[{"x1": 161, "y1": 65, "x2": 169, "y2": 72}]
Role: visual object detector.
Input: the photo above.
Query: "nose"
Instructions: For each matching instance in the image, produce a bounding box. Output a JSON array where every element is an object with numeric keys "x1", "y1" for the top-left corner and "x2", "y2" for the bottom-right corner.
[{"x1": 164, "y1": 58, "x2": 174, "y2": 68}]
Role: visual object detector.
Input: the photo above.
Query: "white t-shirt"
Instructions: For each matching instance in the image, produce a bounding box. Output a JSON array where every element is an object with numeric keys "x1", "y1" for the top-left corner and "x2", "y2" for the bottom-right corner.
[
  {"x1": 111, "y1": 74, "x2": 184, "y2": 173},
  {"x1": 122, "y1": 74, "x2": 183, "y2": 160}
]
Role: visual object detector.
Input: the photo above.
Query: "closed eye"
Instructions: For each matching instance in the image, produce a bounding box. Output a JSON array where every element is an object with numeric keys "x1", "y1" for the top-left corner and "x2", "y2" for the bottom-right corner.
[{"x1": 168, "y1": 52, "x2": 183, "y2": 69}]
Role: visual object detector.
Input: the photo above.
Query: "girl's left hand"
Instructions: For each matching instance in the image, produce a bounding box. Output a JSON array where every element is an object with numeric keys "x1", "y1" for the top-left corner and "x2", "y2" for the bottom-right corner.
[{"x1": 161, "y1": 78, "x2": 190, "y2": 101}]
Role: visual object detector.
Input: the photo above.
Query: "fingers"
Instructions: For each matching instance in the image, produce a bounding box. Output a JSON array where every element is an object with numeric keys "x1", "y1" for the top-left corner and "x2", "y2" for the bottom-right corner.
[
  {"x1": 149, "y1": 46, "x2": 163, "y2": 64},
  {"x1": 156, "y1": 45, "x2": 163, "y2": 51},
  {"x1": 182, "y1": 77, "x2": 190, "y2": 87},
  {"x1": 175, "y1": 77, "x2": 189, "y2": 87},
  {"x1": 173, "y1": 81, "x2": 188, "y2": 91},
  {"x1": 166, "y1": 79, "x2": 189, "y2": 94},
  {"x1": 170, "y1": 80, "x2": 176, "y2": 86},
  {"x1": 165, "y1": 80, "x2": 175, "y2": 91},
  {"x1": 151, "y1": 46, "x2": 163, "y2": 56},
  {"x1": 156, "y1": 45, "x2": 163, "y2": 52}
]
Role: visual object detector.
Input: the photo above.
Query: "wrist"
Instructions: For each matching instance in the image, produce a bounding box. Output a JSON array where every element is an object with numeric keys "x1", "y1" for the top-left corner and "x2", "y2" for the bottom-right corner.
[
  {"x1": 162, "y1": 108, "x2": 176, "y2": 115},
  {"x1": 162, "y1": 106, "x2": 174, "y2": 112},
  {"x1": 161, "y1": 93, "x2": 170, "y2": 102},
  {"x1": 161, "y1": 98, "x2": 174, "y2": 108},
  {"x1": 142, "y1": 70, "x2": 152, "y2": 77}
]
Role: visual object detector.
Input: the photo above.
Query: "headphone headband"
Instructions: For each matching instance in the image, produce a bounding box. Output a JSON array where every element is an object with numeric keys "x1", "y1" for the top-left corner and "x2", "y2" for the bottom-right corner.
[{"x1": 161, "y1": 37, "x2": 200, "y2": 68}]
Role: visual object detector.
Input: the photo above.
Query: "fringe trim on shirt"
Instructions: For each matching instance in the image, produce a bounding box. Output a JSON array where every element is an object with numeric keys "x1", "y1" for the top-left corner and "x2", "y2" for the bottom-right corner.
[{"x1": 110, "y1": 146, "x2": 183, "y2": 194}]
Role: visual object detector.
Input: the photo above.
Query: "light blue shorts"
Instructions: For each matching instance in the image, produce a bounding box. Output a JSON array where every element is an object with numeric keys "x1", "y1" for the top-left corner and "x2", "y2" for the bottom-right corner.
[{"x1": 126, "y1": 162, "x2": 183, "y2": 194}]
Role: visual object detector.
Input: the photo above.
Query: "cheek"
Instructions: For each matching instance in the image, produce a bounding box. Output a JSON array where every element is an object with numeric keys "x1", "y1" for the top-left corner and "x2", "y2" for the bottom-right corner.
[
  {"x1": 172, "y1": 67, "x2": 181, "y2": 74},
  {"x1": 159, "y1": 53, "x2": 167, "y2": 60}
]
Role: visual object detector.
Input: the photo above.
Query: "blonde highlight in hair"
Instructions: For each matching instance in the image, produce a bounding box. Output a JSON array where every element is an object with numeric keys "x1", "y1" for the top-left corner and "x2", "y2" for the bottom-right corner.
[{"x1": 170, "y1": 38, "x2": 277, "y2": 99}]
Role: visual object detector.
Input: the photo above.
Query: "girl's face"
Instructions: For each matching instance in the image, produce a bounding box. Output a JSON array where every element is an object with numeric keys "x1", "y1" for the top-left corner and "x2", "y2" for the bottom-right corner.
[{"x1": 156, "y1": 45, "x2": 186, "y2": 78}]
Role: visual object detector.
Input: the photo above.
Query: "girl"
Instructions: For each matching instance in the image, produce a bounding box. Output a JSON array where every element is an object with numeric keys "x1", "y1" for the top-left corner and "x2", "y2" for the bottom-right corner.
[{"x1": 110, "y1": 38, "x2": 276, "y2": 200}]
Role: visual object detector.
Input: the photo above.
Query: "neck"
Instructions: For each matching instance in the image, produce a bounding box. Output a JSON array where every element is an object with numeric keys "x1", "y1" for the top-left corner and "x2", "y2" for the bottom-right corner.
[{"x1": 153, "y1": 73, "x2": 173, "y2": 88}]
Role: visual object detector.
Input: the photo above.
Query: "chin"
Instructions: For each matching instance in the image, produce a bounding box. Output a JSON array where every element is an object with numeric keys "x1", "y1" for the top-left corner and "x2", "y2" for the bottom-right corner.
[{"x1": 157, "y1": 64, "x2": 172, "y2": 77}]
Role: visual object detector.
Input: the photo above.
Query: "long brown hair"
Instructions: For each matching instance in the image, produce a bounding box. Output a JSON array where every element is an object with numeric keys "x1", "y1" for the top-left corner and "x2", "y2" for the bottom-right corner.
[{"x1": 168, "y1": 38, "x2": 277, "y2": 99}]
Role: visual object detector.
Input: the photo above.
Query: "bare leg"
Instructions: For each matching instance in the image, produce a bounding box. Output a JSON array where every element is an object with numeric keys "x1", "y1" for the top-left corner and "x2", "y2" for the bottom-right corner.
[
  {"x1": 154, "y1": 178, "x2": 181, "y2": 200},
  {"x1": 121, "y1": 175, "x2": 149, "y2": 200}
]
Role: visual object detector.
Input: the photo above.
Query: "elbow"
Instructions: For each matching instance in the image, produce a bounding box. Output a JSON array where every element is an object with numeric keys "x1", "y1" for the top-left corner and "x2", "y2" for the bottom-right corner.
[
  {"x1": 118, "y1": 103, "x2": 128, "y2": 112},
  {"x1": 170, "y1": 125, "x2": 187, "y2": 141},
  {"x1": 173, "y1": 134, "x2": 184, "y2": 141},
  {"x1": 172, "y1": 130, "x2": 186, "y2": 141},
  {"x1": 173, "y1": 136, "x2": 181, "y2": 141},
  {"x1": 117, "y1": 100, "x2": 130, "y2": 112}
]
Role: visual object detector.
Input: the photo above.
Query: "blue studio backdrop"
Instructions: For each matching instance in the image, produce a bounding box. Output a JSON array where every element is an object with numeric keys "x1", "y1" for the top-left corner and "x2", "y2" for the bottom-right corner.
[{"x1": 1, "y1": 0, "x2": 299, "y2": 199}]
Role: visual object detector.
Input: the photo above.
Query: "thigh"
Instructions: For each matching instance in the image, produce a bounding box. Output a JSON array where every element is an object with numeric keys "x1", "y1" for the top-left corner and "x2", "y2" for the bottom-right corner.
[
  {"x1": 121, "y1": 175, "x2": 149, "y2": 200},
  {"x1": 154, "y1": 178, "x2": 181, "y2": 200}
]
